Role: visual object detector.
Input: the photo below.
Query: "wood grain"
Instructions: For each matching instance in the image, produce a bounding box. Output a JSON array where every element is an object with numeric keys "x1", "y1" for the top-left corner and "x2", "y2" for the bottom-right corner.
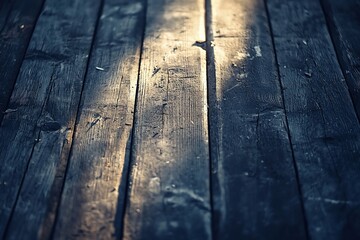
[
  {"x1": 267, "y1": 0, "x2": 360, "y2": 239},
  {"x1": 0, "y1": 0, "x2": 101, "y2": 239},
  {"x1": 53, "y1": 1, "x2": 145, "y2": 239},
  {"x1": 122, "y1": 0, "x2": 212, "y2": 238},
  {"x1": 321, "y1": 0, "x2": 360, "y2": 120},
  {"x1": 0, "y1": 0, "x2": 44, "y2": 122},
  {"x1": 207, "y1": 0, "x2": 307, "y2": 239}
]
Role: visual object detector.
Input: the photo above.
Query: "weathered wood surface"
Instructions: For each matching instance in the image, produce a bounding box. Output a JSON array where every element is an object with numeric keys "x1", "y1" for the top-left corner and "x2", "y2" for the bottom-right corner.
[
  {"x1": 321, "y1": 0, "x2": 360, "y2": 119},
  {"x1": 0, "y1": 0, "x2": 44, "y2": 122},
  {"x1": 53, "y1": 1, "x2": 145, "y2": 239},
  {"x1": 267, "y1": 0, "x2": 360, "y2": 239},
  {"x1": 0, "y1": 0, "x2": 101, "y2": 239},
  {"x1": 1, "y1": 0, "x2": 360, "y2": 239},
  {"x1": 207, "y1": 0, "x2": 307, "y2": 239},
  {"x1": 122, "y1": 0, "x2": 212, "y2": 238}
]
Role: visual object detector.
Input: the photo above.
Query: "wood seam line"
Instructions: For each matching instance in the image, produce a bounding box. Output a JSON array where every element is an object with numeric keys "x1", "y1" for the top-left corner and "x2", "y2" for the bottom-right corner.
[
  {"x1": 2, "y1": 22, "x2": 54, "y2": 239},
  {"x1": 0, "y1": 0, "x2": 46, "y2": 124},
  {"x1": 48, "y1": 0, "x2": 106, "y2": 238},
  {"x1": 263, "y1": 0, "x2": 310, "y2": 239},
  {"x1": 318, "y1": 0, "x2": 360, "y2": 123},
  {"x1": 205, "y1": 0, "x2": 216, "y2": 239},
  {"x1": 119, "y1": 0, "x2": 148, "y2": 238}
]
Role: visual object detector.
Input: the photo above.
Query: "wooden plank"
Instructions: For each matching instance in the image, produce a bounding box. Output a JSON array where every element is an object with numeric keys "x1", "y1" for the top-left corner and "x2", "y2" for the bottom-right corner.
[
  {"x1": 0, "y1": 0, "x2": 44, "y2": 122},
  {"x1": 321, "y1": 0, "x2": 360, "y2": 120},
  {"x1": 207, "y1": 0, "x2": 307, "y2": 239},
  {"x1": 122, "y1": 0, "x2": 211, "y2": 238},
  {"x1": 267, "y1": 0, "x2": 360, "y2": 239},
  {"x1": 0, "y1": 0, "x2": 102, "y2": 239},
  {"x1": 53, "y1": 1, "x2": 145, "y2": 239},
  {"x1": 0, "y1": 0, "x2": 14, "y2": 28}
]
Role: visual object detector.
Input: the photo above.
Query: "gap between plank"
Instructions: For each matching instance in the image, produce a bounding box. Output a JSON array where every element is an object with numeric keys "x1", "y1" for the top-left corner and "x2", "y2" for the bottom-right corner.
[
  {"x1": 318, "y1": 0, "x2": 360, "y2": 123},
  {"x1": 49, "y1": 0, "x2": 106, "y2": 238},
  {"x1": 263, "y1": 0, "x2": 310, "y2": 239},
  {"x1": 2, "y1": 43, "x2": 56, "y2": 240},
  {"x1": 0, "y1": 0, "x2": 46, "y2": 124},
  {"x1": 204, "y1": 0, "x2": 216, "y2": 239},
  {"x1": 119, "y1": 0, "x2": 148, "y2": 239}
]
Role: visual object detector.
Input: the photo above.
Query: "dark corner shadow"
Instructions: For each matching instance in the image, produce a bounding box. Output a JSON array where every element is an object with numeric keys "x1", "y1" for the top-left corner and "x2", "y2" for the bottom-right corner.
[{"x1": 0, "y1": 0, "x2": 45, "y2": 123}]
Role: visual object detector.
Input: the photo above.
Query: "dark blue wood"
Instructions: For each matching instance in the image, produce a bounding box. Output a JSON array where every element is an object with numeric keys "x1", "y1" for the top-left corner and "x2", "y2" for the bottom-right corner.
[{"x1": 0, "y1": 0, "x2": 44, "y2": 123}]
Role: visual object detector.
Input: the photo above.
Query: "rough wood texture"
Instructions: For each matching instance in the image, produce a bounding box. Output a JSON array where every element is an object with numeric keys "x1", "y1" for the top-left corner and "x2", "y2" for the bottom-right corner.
[
  {"x1": 122, "y1": 0, "x2": 212, "y2": 238},
  {"x1": 53, "y1": 1, "x2": 145, "y2": 239},
  {"x1": 207, "y1": 0, "x2": 307, "y2": 239},
  {"x1": 321, "y1": 0, "x2": 360, "y2": 120},
  {"x1": 267, "y1": 0, "x2": 360, "y2": 239},
  {"x1": 2, "y1": 0, "x2": 360, "y2": 239},
  {"x1": 0, "y1": 0, "x2": 44, "y2": 122},
  {"x1": 0, "y1": 0, "x2": 101, "y2": 239}
]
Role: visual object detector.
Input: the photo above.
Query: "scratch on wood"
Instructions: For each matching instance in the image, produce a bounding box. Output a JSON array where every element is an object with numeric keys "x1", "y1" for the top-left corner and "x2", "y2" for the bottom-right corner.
[
  {"x1": 3, "y1": 109, "x2": 18, "y2": 114},
  {"x1": 307, "y1": 197, "x2": 360, "y2": 205},
  {"x1": 86, "y1": 118, "x2": 100, "y2": 132},
  {"x1": 152, "y1": 66, "x2": 161, "y2": 77}
]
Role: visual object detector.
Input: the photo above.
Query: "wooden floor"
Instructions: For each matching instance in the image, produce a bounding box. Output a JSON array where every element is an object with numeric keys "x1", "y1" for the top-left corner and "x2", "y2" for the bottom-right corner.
[{"x1": 1, "y1": 0, "x2": 360, "y2": 239}]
